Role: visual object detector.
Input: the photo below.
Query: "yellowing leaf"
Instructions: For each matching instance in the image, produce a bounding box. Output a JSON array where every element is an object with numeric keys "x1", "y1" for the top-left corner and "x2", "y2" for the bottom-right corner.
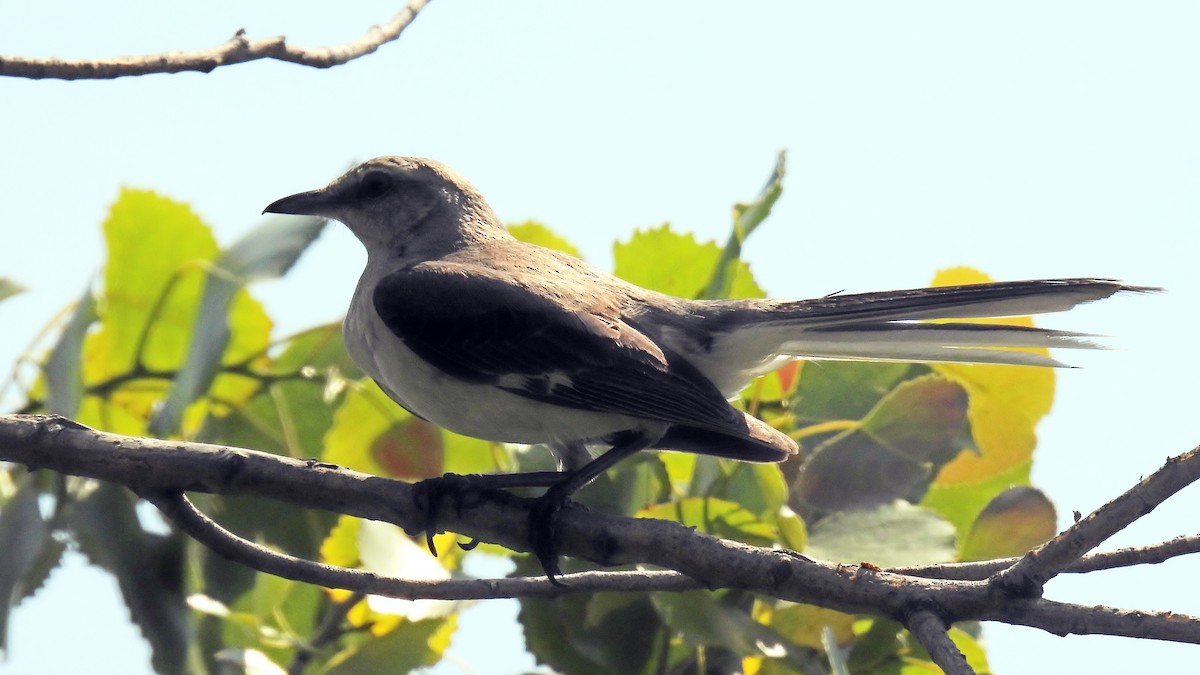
[
  {"x1": 959, "y1": 486, "x2": 1057, "y2": 561},
  {"x1": 324, "y1": 380, "x2": 421, "y2": 477},
  {"x1": 920, "y1": 460, "x2": 1031, "y2": 541},
  {"x1": 639, "y1": 497, "x2": 775, "y2": 546},
  {"x1": 324, "y1": 379, "x2": 499, "y2": 479},
  {"x1": 81, "y1": 189, "x2": 272, "y2": 436},
  {"x1": 928, "y1": 267, "x2": 1055, "y2": 486},
  {"x1": 320, "y1": 515, "x2": 362, "y2": 569},
  {"x1": 769, "y1": 603, "x2": 855, "y2": 651},
  {"x1": 90, "y1": 188, "x2": 218, "y2": 380}
]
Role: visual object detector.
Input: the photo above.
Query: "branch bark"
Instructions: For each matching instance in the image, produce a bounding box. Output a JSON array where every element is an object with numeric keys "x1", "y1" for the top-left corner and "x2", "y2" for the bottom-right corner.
[
  {"x1": 2, "y1": 413, "x2": 1199, "y2": 670},
  {"x1": 0, "y1": 1, "x2": 431, "y2": 80}
]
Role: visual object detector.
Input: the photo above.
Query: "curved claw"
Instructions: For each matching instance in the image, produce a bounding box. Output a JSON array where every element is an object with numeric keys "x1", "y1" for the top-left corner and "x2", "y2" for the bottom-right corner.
[
  {"x1": 411, "y1": 473, "x2": 482, "y2": 557},
  {"x1": 458, "y1": 538, "x2": 480, "y2": 551}
]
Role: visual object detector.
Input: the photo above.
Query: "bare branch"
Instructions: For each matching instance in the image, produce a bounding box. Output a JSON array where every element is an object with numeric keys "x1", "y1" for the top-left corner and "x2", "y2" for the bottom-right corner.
[
  {"x1": 904, "y1": 609, "x2": 973, "y2": 675},
  {"x1": 3, "y1": 414, "x2": 1200, "y2": 647},
  {"x1": 0, "y1": 1, "x2": 431, "y2": 81},
  {"x1": 984, "y1": 598, "x2": 1200, "y2": 643},
  {"x1": 893, "y1": 534, "x2": 1200, "y2": 581},
  {"x1": 990, "y1": 445, "x2": 1200, "y2": 596}
]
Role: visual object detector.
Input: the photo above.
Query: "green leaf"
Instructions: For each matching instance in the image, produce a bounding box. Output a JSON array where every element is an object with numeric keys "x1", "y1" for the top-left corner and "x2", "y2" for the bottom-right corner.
[
  {"x1": 795, "y1": 429, "x2": 931, "y2": 512},
  {"x1": 326, "y1": 617, "x2": 456, "y2": 674},
  {"x1": 959, "y1": 486, "x2": 1056, "y2": 561},
  {"x1": 921, "y1": 461, "x2": 1031, "y2": 541},
  {"x1": 90, "y1": 188, "x2": 219, "y2": 384},
  {"x1": 202, "y1": 323, "x2": 358, "y2": 458},
  {"x1": 518, "y1": 560, "x2": 661, "y2": 675},
  {"x1": 218, "y1": 215, "x2": 328, "y2": 281},
  {"x1": 650, "y1": 590, "x2": 811, "y2": 667},
  {"x1": 508, "y1": 220, "x2": 582, "y2": 258},
  {"x1": 721, "y1": 461, "x2": 789, "y2": 520},
  {"x1": 699, "y1": 150, "x2": 786, "y2": 300},
  {"x1": 845, "y1": 618, "x2": 905, "y2": 673},
  {"x1": 151, "y1": 215, "x2": 322, "y2": 436},
  {"x1": 793, "y1": 362, "x2": 913, "y2": 424},
  {"x1": 0, "y1": 476, "x2": 53, "y2": 655},
  {"x1": 795, "y1": 376, "x2": 968, "y2": 511},
  {"x1": 805, "y1": 502, "x2": 956, "y2": 567},
  {"x1": 0, "y1": 278, "x2": 24, "y2": 303},
  {"x1": 777, "y1": 507, "x2": 808, "y2": 552},
  {"x1": 859, "y1": 375, "x2": 968, "y2": 464},
  {"x1": 324, "y1": 380, "x2": 498, "y2": 479},
  {"x1": 639, "y1": 497, "x2": 776, "y2": 547},
  {"x1": 220, "y1": 573, "x2": 322, "y2": 666},
  {"x1": 768, "y1": 602, "x2": 855, "y2": 652},
  {"x1": 44, "y1": 287, "x2": 98, "y2": 416},
  {"x1": 613, "y1": 224, "x2": 765, "y2": 299},
  {"x1": 72, "y1": 483, "x2": 186, "y2": 674}
]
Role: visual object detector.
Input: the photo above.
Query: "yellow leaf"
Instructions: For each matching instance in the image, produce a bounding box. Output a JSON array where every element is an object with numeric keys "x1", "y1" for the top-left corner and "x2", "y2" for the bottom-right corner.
[{"x1": 928, "y1": 267, "x2": 1055, "y2": 486}]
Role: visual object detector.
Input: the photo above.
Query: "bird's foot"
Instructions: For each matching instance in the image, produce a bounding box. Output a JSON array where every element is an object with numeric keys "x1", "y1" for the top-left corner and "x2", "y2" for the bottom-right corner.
[
  {"x1": 528, "y1": 483, "x2": 574, "y2": 586},
  {"x1": 411, "y1": 473, "x2": 485, "y2": 556}
]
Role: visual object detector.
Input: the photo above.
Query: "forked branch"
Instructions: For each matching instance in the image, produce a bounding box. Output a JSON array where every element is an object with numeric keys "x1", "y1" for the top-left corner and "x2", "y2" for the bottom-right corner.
[
  {"x1": 1, "y1": 413, "x2": 1198, "y2": 675},
  {"x1": 0, "y1": 1, "x2": 430, "y2": 80}
]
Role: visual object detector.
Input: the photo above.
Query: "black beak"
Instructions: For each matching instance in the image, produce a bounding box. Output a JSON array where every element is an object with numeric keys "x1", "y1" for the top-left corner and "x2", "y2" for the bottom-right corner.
[{"x1": 263, "y1": 189, "x2": 334, "y2": 216}]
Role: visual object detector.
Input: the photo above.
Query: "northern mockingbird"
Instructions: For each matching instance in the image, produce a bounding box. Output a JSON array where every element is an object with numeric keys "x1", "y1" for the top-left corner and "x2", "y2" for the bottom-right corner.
[{"x1": 265, "y1": 156, "x2": 1151, "y2": 579}]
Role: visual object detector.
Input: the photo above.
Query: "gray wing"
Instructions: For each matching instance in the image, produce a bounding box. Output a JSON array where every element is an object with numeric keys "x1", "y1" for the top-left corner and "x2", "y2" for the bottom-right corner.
[{"x1": 371, "y1": 263, "x2": 746, "y2": 434}]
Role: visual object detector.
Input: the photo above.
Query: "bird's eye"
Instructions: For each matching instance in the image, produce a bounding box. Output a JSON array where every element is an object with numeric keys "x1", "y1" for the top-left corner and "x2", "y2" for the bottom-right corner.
[{"x1": 358, "y1": 170, "x2": 393, "y2": 201}]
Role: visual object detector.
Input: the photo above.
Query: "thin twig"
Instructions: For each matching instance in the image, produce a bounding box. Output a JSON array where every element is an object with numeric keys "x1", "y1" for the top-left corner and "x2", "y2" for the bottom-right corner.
[
  {"x1": 990, "y1": 446, "x2": 1200, "y2": 597},
  {"x1": 892, "y1": 534, "x2": 1200, "y2": 581},
  {"x1": 0, "y1": 1, "x2": 431, "y2": 80},
  {"x1": 146, "y1": 491, "x2": 701, "y2": 600},
  {"x1": 983, "y1": 597, "x2": 1200, "y2": 643},
  {"x1": 287, "y1": 591, "x2": 366, "y2": 675}
]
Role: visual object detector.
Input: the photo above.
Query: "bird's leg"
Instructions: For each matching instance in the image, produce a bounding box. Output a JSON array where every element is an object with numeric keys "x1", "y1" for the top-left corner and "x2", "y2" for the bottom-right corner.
[
  {"x1": 412, "y1": 470, "x2": 564, "y2": 556},
  {"x1": 530, "y1": 431, "x2": 655, "y2": 585}
]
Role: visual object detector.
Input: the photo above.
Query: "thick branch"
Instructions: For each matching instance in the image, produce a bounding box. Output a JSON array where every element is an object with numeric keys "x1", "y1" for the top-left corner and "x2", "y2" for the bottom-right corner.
[
  {"x1": 0, "y1": 1, "x2": 430, "y2": 80},
  {"x1": 3, "y1": 414, "x2": 1200, "y2": 647}
]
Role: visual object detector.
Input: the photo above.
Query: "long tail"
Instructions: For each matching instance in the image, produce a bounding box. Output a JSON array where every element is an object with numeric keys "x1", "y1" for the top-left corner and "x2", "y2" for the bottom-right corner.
[{"x1": 702, "y1": 279, "x2": 1157, "y2": 390}]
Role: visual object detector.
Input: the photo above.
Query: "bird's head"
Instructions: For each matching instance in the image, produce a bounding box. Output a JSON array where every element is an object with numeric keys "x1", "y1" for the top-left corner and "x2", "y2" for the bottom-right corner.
[{"x1": 264, "y1": 156, "x2": 503, "y2": 258}]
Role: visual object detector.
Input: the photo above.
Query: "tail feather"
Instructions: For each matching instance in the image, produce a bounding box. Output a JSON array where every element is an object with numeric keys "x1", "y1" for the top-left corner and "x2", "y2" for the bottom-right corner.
[
  {"x1": 693, "y1": 279, "x2": 1157, "y2": 395},
  {"x1": 757, "y1": 278, "x2": 1155, "y2": 327},
  {"x1": 778, "y1": 323, "x2": 1107, "y2": 368}
]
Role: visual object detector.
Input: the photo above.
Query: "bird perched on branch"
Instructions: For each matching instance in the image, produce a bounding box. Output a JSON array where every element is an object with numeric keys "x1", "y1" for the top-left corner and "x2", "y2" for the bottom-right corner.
[{"x1": 265, "y1": 156, "x2": 1153, "y2": 581}]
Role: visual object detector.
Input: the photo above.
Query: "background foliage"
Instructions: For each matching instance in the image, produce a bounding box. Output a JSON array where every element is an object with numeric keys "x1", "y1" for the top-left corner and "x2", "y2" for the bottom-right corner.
[{"x1": 0, "y1": 155, "x2": 1070, "y2": 673}]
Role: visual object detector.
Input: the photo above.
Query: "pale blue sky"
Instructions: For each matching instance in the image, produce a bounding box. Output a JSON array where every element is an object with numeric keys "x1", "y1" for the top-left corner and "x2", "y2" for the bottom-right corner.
[{"x1": 2, "y1": 2, "x2": 1198, "y2": 673}]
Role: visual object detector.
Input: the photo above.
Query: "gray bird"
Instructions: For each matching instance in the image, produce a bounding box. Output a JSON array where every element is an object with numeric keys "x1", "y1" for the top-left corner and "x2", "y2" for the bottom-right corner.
[{"x1": 265, "y1": 156, "x2": 1151, "y2": 580}]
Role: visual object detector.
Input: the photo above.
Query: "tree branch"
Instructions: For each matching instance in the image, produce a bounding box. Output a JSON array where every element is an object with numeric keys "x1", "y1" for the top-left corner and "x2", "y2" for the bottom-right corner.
[
  {"x1": 3, "y1": 413, "x2": 1200, "y2": 648},
  {"x1": 989, "y1": 445, "x2": 1200, "y2": 597},
  {"x1": 892, "y1": 534, "x2": 1200, "y2": 581},
  {"x1": 0, "y1": 1, "x2": 431, "y2": 80},
  {"x1": 146, "y1": 491, "x2": 702, "y2": 599},
  {"x1": 904, "y1": 609, "x2": 971, "y2": 675}
]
